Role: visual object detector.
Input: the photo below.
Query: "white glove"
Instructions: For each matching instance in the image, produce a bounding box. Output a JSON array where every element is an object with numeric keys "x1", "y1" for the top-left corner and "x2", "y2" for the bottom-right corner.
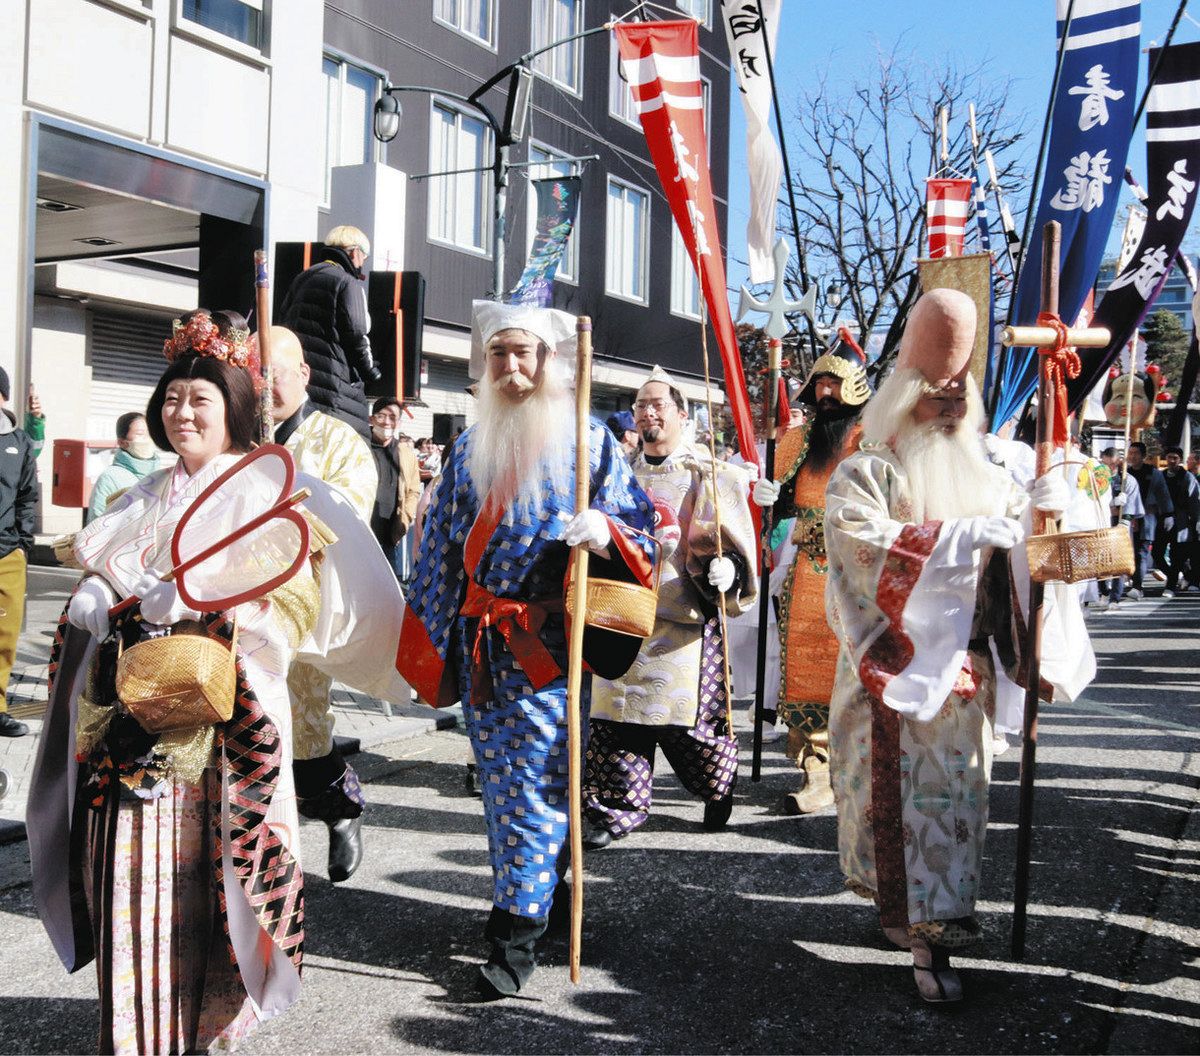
[
  {"x1": 752, "y1": 477, "x2": 782, "y2": 508},
  {"x1": 133, "y1": 571, "x2": 202, "y2": 626},
  {"x1": 1030, "y1": 474, "x2": 1071, "y2": 516},
  {"x1": 965, "y1": 515, "x2": 1025, "y2": 552},
  {"x1": 707, "y1": 556, "x2": 737, "y2": 593},
  {"x1": 563, "y1": 509, "x2": 612, "y2": 554},
  {"x1": 1112, "y1": 492, "x2": 1127, "y2": 508},
  {"x1": 67, "y1": 577, "x2": 116, "y2": 639}
]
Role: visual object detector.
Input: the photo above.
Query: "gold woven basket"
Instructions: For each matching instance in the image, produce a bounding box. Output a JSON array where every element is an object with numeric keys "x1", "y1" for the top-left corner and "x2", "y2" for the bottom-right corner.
[
  {"x1": 566, "y1": 575, "x2": 659, "y2": 638},
  {"x1": 115, "y1": 625, "x2": 237, "y2": 734},
  {"x1": 565, "y1": 526, "x2": 661, "y2": 639},
  {"x1": 1025, "y1": 462, "x2": 1135, "y2": 585}
]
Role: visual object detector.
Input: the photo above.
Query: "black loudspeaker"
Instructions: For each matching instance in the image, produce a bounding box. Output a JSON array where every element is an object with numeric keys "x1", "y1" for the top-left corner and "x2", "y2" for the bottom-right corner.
[
  {"x1": 271, "y1": 242, "x2": 318, "y2": 320},
  {"x1": 366, "y1": 271, "x2": 425, "y2": 403}
]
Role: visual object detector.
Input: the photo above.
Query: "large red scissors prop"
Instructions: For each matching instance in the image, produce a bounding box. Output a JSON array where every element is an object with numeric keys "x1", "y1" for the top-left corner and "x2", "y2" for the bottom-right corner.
[{"x1": 108, "y1": 444, "x2": 310, "y2": 617}]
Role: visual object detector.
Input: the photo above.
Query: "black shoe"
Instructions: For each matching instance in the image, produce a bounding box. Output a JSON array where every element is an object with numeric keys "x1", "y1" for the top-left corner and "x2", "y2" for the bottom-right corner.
[
  {"x1": 476, "y1": 908, "x2": 548, "y2": 1000},
  {"x1": 703, "y1": 795, "x2": 734, "y2": 831},
  {"x1": 0, "y1": 713, "x2": 28, "y2": 738},
  {"x1": 328, "y1": 816, "x2": 363, "y2": 882},
  {"x1": 582, "y1": 820, "x2": 613, "y2": 850},
  {"x1": 464, "y1": 763, "x2": 483, "y2": 798}
]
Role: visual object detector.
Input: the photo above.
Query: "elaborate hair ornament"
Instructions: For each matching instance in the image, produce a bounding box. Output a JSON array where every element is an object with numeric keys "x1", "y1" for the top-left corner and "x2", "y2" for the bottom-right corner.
[{"x1": 164, "y1": 313, "x2": 254, "y2": 372}]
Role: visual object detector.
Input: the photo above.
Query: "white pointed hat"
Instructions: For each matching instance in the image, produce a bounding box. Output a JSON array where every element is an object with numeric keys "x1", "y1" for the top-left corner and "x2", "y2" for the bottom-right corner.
[
  {"x1": 469, "y1": 300, "x2": 577, "y2": 379},
  {"x1": 643, "y1": 364, "x2": 688, "y2": 415}
]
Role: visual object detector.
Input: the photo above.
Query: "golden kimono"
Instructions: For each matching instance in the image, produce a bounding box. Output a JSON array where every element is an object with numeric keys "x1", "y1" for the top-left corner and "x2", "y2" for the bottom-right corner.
[{"x1": 585, "y1": 442, "x2": 758, "y2": 836}]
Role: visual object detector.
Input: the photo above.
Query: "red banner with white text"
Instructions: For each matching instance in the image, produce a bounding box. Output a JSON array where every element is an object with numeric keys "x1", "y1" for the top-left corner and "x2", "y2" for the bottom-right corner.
[{"x1": 614, "y1": 20, "x2": 758, "y2": 469}]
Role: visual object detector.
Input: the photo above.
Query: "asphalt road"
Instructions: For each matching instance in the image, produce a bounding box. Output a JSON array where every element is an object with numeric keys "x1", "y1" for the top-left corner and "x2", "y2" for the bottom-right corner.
[{"x1": 0, "y1": 593, "x2": 1197, "y2": 1054}]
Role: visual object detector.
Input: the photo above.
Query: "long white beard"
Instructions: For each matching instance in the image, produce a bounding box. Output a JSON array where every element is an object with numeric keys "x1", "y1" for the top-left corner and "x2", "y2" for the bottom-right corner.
[
  {"x1": 467, "y1": 365, "x2": 575, "y2": 518},
  {"x1": 894, "y1": 419, "x2": 1003, "y2": 522}
]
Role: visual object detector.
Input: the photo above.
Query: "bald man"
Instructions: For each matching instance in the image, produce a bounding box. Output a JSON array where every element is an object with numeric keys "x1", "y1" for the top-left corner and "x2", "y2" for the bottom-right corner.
[{"x1": 261, "y1": 326, "x2": 379, "y2": 881}]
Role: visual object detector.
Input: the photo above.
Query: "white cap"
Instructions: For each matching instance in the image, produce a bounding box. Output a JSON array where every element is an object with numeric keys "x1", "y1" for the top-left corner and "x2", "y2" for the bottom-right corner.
[{"x1": 469, "y1": 300, "x2": 577, "y2": 379}]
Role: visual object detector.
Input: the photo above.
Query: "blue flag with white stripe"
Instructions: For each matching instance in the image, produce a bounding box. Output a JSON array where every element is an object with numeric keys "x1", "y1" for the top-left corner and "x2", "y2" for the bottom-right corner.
[{"x1": 992, "y1": 0, "x2": 1140, "y2": 427}]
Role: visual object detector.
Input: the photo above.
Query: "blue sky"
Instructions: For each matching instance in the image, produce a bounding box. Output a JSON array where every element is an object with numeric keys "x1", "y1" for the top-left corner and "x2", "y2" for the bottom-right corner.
[{"x1": 722, "y1": 0, "x2": 1200, "y2": 299}]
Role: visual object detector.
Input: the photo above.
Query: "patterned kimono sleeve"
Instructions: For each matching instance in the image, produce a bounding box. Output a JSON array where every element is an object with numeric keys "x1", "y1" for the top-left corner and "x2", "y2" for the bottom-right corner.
[
  {"x1": 824, "y1": 453, "x2": 981, "y2": 721},
  {"x1": 587, "y1": 422, "x2": 655, "y2": 556},
  {"x1": 684, "y1": 459, "x2": 759, "y2": 615},
  {"x1": 398, "y1": 444, "x2": 471, "y2": 706}
]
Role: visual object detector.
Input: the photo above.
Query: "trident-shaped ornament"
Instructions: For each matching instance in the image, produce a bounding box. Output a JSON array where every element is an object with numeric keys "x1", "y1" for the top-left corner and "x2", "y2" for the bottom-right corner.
[{"x1": 736, "y1": 239, "x2": 816, "y2": 340}]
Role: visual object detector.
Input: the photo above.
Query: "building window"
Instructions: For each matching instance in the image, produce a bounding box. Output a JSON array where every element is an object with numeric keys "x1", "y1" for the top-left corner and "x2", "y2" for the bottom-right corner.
[
  {"x1": 525, "y1": 144, "x2": 579, "y2": 283},
  {"x1": 180, "y1": 0, "x2": 264, "y2": 49},
  {"x1": 670, "y1": 224, "x2": 702, "y2": 319},
  {"x1": 606, "y1": 178, "x2": 649, "y2": 303},
  {"x1": 322, "y1": 56, "x2": 383, "y2": 204},
  {"x1": 428, "y1": 101, "x2": 493, "y2": 254},
  {"x1": 608, "y1": 33, "x2": 639, "y2": 127},
  {"x1": 433, "y1": 0, "x2": 495, "y2": 48},
  {"x1": 532, "y1": 0, "x2": 582, "y2": 94},
  {"x1": 676, "y1": 0, "x2": 709, "y2": 25}
]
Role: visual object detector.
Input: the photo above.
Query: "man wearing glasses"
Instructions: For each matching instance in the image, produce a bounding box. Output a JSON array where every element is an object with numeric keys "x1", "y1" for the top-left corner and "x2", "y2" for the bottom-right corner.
[{"x1": 583, "y1": 365, "x2": 758, "y2": 844}]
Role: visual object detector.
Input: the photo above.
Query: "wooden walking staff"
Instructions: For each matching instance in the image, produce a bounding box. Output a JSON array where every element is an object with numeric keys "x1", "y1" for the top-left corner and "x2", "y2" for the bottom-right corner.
[
  {"x1": 564, "y1": 315, "x2": 593, "y2": 985},
  {"x1": 254, "y1": 249, "x2": 274, "y2": 444},
  {"x1": 1003, "y1": 220, "x2": 1109, "y2": 960}
]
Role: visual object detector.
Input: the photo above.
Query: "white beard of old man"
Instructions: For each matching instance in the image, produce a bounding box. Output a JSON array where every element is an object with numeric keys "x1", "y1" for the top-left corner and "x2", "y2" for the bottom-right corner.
[
  {"x1": 860, "y1": 290, "x2": 1000, "y2": 522},
  {"x1": 466, "y1": 301, "x2": 577, "y2": 517}
]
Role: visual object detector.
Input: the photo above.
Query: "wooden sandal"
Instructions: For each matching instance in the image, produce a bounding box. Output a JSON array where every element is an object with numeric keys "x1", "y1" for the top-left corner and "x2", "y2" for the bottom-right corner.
[{"x1": 911, "y1": 940, "x2": 963, "y2": 1003}]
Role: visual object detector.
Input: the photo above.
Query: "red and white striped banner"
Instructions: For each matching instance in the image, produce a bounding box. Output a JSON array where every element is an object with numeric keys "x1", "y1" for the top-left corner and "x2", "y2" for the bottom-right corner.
[
  {"x1": 925, "y1": 178, "x2": 973, "y2": 258},
  {"x1": 614, "y1": 19, "x2": 758, "y2": 469}
]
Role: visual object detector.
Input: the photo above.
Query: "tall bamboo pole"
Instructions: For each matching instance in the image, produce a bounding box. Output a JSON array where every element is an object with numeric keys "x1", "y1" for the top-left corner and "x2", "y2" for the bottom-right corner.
[{"x1": 565, "y1": 315, "x2": 593, "y2": 985}]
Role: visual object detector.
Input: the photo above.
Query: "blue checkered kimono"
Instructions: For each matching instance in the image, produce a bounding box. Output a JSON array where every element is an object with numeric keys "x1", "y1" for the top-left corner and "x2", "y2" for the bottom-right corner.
[{"x1": 400, "y1": 420, "x2": 653, "y2": 917}]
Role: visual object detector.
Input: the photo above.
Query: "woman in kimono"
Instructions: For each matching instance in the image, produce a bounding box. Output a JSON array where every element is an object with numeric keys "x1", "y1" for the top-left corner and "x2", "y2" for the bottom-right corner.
[{"x1": 29, "y1": 310, "x2": 318, "y2": 1053}]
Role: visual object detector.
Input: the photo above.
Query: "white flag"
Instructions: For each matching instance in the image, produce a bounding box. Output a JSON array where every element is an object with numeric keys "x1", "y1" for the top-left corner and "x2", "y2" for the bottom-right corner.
[{"x1": 722, "y1": 0, "x2": 783, "y2": 284}]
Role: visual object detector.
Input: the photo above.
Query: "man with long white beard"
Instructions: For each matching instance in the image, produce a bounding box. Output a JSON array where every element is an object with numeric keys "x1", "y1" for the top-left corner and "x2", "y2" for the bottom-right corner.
[
  {"x1": 583, "y1": 366, "x2": 758, "y2": 843},
  {"x1": 823, "y1": 288, "x2": 1090, "y2": 1003},
  {"x1": 398, "y1": 301, "x2": 654, "y2": 999}
]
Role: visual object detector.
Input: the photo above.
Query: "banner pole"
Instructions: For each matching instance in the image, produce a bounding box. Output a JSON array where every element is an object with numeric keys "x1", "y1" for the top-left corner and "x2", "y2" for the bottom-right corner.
[
  {"x1": 1131, "y1": 0, "x2": 1191, "y2": 128},
  {"x1": 752, "y1": 0, "x2": 818, "y2": 372}
]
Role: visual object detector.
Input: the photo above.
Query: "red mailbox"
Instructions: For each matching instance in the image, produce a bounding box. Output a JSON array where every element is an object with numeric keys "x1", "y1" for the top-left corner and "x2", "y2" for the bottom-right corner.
[{"x1": 52, "y1": 439, "x2": 116, "y2": 508}]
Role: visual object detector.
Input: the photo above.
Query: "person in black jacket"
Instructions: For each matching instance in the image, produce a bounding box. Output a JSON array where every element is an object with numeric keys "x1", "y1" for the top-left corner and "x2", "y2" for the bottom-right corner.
[
  {"x1": 0, "y1": 366, "x2": 39, "y2": 737},
  {"x1": 279, "y1": 224, "x2": 381, "y2": 438},
  {"x1": 1126, "y1": 440, "x2": 1174, "y2": 599}
]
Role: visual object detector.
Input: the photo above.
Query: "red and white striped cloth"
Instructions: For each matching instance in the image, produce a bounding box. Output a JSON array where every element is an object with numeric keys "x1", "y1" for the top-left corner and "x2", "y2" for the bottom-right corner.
[
  {"x1": 926, "y1": 178, "x2": 973, "y2": 258},
  {"x1": 614, "y1": 20, "x2": 759, "y2": 474}
]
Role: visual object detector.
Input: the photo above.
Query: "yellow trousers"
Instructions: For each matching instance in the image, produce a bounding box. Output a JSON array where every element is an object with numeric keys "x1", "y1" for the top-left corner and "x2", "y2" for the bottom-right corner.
[{"x1": 0, "y1": 548, "x2": 27, "y2": 708}]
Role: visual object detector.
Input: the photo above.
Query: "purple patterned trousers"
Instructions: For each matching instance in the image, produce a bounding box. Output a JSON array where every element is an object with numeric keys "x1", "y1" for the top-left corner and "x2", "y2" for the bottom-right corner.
[{"x1": 584, "y1": 617, "x2": 738, "y2": 837}]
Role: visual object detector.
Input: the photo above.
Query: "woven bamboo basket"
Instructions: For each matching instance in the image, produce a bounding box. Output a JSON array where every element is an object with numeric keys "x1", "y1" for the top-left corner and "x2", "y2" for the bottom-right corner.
[
  {"x1": 565, "y1": 526, "x2": 660, "y2": 639},
  {"x1": 116, "y1": 625, "x2": 237, "y2": 734},
  {"x1": 1025, "y1": 462, "x2": 1135, "y2": 585}
]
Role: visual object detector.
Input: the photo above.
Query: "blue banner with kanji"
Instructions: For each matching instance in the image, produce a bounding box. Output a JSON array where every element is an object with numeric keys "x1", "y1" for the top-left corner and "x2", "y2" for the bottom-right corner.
[
  {"x1": 1067, "y1": 40, "x2": 1200, "y2": 413},
  {"x1": 507, "y1": 175, "x2": 581, "y2": 307},
  {"x1": 992, "y1": 0, "x2": 1140, "y2": 427}
]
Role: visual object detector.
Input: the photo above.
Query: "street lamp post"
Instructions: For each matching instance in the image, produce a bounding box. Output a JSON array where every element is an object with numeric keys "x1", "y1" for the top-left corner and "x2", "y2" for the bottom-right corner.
[{"x1": 372, "y1": 24, "x2": 609, "y2": 301}]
